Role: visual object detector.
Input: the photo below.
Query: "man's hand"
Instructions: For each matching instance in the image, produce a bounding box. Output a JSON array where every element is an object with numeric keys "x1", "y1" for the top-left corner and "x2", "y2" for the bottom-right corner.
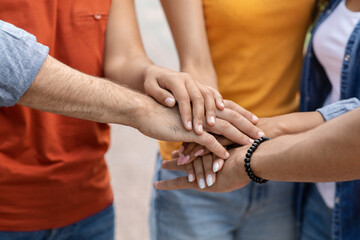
[{"x1": 153, "y1": 147, "x2": 251, "y2": 192}]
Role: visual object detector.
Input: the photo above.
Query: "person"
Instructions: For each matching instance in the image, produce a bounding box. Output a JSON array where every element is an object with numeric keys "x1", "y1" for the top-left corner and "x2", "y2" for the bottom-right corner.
[
  {"x1": 157, "y1": 0, "x2": 360, "y2": 239},
  {"x1": 150, "y1": 1, "x2": 316, "y2": 239},
  {"x1": 154, "y1": 101, "x2": 360, "y2": 189},
  {"x1": 0, "y1": 0, "x2": 260, "y2": 239}
]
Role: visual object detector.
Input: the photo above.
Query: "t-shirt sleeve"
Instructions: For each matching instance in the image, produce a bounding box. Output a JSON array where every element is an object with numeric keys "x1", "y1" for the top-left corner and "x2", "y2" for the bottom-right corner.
[{"x1": 0, "y1": 20, "x2": 49, "y2": 107}]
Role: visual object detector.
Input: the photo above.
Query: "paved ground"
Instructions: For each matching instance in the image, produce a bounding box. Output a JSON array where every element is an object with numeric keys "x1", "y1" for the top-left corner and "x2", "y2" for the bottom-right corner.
[{"x1": 105, "y1": 1, "x2": 178, "y2": 239}]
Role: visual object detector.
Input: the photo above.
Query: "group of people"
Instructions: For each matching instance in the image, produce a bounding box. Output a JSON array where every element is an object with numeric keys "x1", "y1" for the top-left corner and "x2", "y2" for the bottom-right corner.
[{"x1": 0, "y1": 0, "x2": 359, "y2": 240}]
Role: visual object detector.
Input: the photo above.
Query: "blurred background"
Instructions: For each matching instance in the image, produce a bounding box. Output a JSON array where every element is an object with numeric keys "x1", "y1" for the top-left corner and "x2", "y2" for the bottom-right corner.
[{"x1": 105, "y1": 0, "x2": 178, "y2": 239}]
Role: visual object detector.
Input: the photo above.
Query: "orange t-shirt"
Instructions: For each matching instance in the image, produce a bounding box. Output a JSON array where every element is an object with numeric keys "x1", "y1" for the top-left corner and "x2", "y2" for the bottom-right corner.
[
  {"x1": 0, "y1": 0, "x2": 113, "y2": 231},
  {"x1": 159, "y1": 0, "x2": 316, "y2": 160}
]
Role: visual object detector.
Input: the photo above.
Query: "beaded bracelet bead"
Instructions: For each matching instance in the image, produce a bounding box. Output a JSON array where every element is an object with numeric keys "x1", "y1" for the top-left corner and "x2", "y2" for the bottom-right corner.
[{"x1": 244, "y1": 136, "x2": 270, "y2": 184}]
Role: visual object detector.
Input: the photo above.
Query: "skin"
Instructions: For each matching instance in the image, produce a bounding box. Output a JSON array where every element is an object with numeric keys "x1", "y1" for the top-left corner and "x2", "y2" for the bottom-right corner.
[
  {"x1": 154, "y1": 106, "x2": 360, "y2": 192},
  {"x1": 104, "y1": 0, "x2": 225, "y2": 134},
  {"x1": 17, "y1": 55, "x2": 231, "y2": 159},
  {"x1": 103, "y1": 0, "x2": 263, "y2": 150},
  {"x1": 160, "y1": 0, "x2": 263, "y2": 188}
]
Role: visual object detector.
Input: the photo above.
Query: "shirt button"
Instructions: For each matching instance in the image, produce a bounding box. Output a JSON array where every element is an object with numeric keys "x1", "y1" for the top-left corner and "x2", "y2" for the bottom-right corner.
[
  {"x1": 326, "y1": 9, "x2": 331, "y2": 14},
  {"x1": 344, "y1": 54, "x2": 351, "y2": 61},
  {"x1": 335, "y1": 197, "x2": 340, "y2": 204},
  {"x1": 94, "y1": 14, "x2": 102, "y2": 20}
]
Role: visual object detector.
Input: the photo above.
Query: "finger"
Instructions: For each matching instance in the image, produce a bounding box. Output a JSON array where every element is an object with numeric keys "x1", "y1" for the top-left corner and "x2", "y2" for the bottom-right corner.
[
  {"x1": 205, "y1": 118, "x2": 255, "y2": 145},
  {"x1": 212, "y1": 158, "x2": 225, "y2": 173},
  {"x1": 154, "y1": 176, "x2": 199, "y2": 191},
  {"x1": 215, "y1": 109, "x2": 264, "y2": 142},
  {"x1": 217, "y1": 136, "x2": 235, "y2": 146},
  {"x1": 144, "y1": 78, "x2": 176, "y2": 107},
  {"x1": 202, "y1": 88, "x2": 217, "y2": 127},
  {"x1": 223, "y1": 100, "x2": 258, "y2": 124},
  {"x1": 171, "y1": 150, "x2": 180, "y2": 159},
  {"x1": 167, "y1": 80, "x2": 193, "y2": 131},
  {"x1": 212, "y1": 89, "x2": 225, "y2": 110},
  {"x1": 186, "y1": 137, "x2": 234, "y2": 165},
  {"x1": 184, "y1": 163, "x2": 195, "y2": 182},
  {"x1": 195, "y1": 132, "x2": 230, "y2": 160},
  {"x1": 185, "y1": 80, "x2": 205, "y2": 135},
  {"x1": 193, "y1": 158, "x2": 206, "y2": 189},
  {"x1": 161, "y1": 159, "x2": 186, "y2": 171},
  {"x1": 202, "y1": 154, "x2": 215, "y2": 187}
]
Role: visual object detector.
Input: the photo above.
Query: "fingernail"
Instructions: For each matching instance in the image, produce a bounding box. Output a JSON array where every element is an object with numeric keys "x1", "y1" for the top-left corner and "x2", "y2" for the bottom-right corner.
[
  {"x1": 199, "y1": 178, "x2": 206, "y2": 189},
  {"x1": 194, "y1": 149, "x2": 204, "y2": 157},
  {"x1": 197, "y1": 125, "x2": 203, "y2": 133},
  {"x1": 249, "y1": 138, "x2": 254, "y2": 144},
  {"x1": 252, "y1": 115, "x2": 259, "y2": 122},
  {"x1": 179, "y1": 145, "x2": 184, "y2": 154},
  {"x1": 224, "y1": 151, "x2": 230, "y2": 159},
  {"x1": 258, "y1": 131, "x2": 265, "y2": 138},
  {"x1": 219, "y1": 101, "x2": 225, "y2": 108},
  {"x1": 165, "y1": 97, "x2": 175, "y2": 106},
  {"x1": 188, "y1": 174, "x2": 195, "y2": 182},
  {"x1": 209, "y1": 116, "x2": 215, "y2": 124},
  {"x1": 206, "y1": 175, "x2": 214, "y2": 187},
  {"x1": 179, "y1": 155, "x2": 190, "y2": 165},
  {"x1": 187, "y1": 121, "x2": 192, "y2": 130},
  {"x1": 213, "y1": 162, "x2": 220, "y2": 172}
]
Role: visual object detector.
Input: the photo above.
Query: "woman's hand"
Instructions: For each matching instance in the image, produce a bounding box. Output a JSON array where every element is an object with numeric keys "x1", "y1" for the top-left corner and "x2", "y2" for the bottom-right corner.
[
  {"x1": 143, "y1": 64, "x2": 224, "y2": 134},
  {"x1": 155, "y1": 147, "x2": 251, "y2": 193}
]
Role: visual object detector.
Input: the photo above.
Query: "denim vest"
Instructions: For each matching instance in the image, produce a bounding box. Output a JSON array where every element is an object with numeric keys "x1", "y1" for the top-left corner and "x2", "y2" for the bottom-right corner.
[{"x1": 298, "y1": 0, "x2": 360, "y2": 239}]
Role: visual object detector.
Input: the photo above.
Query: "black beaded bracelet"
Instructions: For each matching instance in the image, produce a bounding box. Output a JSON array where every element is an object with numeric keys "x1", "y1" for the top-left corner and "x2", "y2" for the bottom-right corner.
[{"x1": 244, "y1": 136, "x2": 270, "y2": 184}]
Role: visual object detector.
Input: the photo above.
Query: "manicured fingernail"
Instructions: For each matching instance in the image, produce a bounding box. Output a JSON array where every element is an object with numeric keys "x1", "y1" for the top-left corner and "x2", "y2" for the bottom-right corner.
[
  {"x1": 209, "y1": 116, "x2": 215, "y2": 124},
  {"x1": 252, "y1": 115, "x2": 259, "y2": 122},
  {"x1": 188, "y1": 174, "x2": 195, "y2": 182},
  {"x1": 179, "y1": 145, "x2": 184, "y2": 154},
  {"x1": 213, "y1": 162, "x2": 220, "y2": 172},
  {"x1": 194, "y1": 149, "x2": 204, "y2": 157},
  {"x1": 179, "y1": 155, "x2": 190, "y2": 165},
  {"x1": 197, "y1": 125, "x2": 203, "y2": 133},
  {"x1": 187, "y1": 121, "x2": 192, "y2": 130},
  {"x1": 199, "y1": 178, "x2": 206, "y2": 189},
  {"x1": 258, "y1": 131, "x2": 265, "y2": 138},
  {"x1": 249, "y1": 138, "x2": 254, "y2": 144},
  {"x1": 206, "y1": 175, "x2": 214, "y2": 187},
  {"x1": 224, "y1": 151, "x2": 230, "y2": 158},
  {"x1": 219, "y1": 101, "x2": 225, "y2": 108},
  {"x1": 165, "y1": 97, "x2": 175, "y2": 106}
]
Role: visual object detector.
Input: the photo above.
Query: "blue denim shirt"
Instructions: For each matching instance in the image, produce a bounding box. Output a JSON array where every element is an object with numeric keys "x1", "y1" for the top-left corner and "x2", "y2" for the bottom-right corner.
[
  {"x1": 298, "y1": 1, "x2": 360, "y2": 239},
  {"x1": 0, "y1": 20, "x2": 48, "y2": 107}
]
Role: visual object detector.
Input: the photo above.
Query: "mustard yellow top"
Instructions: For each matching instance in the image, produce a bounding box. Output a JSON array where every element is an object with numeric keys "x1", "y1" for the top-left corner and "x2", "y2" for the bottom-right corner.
[{"x1": 159, "y1": 0, "x2": 315, "y2": 160}]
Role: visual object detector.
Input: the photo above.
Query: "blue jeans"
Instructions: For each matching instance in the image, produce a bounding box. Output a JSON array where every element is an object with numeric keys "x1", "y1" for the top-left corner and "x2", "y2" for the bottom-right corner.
[
  {"x1": 300, "y1": 184, "x2": 333, "y2": 240},
  {"x1": 0, "y1": 204, "x2": 115, "y2": 240},
  {"x1": 150, "y1": 154, "x2": 296, "y2": 240}
]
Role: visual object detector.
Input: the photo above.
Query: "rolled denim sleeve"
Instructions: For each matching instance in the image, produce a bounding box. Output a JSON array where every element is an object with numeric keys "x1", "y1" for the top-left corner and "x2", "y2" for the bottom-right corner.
[
  {"x1": 317, "y1": 98, "x2": 360, "y2": 121},
  {"x1": 0, "y1": 20, "x2": 49, "y2": 107}
]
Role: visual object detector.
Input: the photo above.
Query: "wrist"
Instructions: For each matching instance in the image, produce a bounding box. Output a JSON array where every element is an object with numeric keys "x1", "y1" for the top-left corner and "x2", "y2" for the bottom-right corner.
[{"x1": 181, "y1": 64, "x2": 218, "y2": 88}]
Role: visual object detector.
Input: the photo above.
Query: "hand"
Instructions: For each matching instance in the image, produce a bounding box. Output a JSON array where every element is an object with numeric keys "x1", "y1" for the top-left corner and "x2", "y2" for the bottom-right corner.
[
  {"x1": 170, "y1": 151, "x2": 225, "y2": 189},
  {"x1": 176, "y1": 100, "x2": 264, "y2": 165},
  {"x1": 256, "y1": 112, "x2": 325, "y2": 139},
  {"x1": 135, "y1": 97, "x2": 230, "y2": 159},
  {"x1": 154, "y1": 146, "x2": 251, "y2": 193},
  {"x1": 143, "y1": 65, "x2": 224, "y2": 134}
]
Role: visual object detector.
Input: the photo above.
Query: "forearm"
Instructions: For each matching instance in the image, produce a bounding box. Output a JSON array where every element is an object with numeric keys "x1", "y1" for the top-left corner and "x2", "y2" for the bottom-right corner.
[
  {"x1": 252, "y1": 107, "x2": 360, "y2": 182},
  {"x1": 161, "y1": 0, "x2": 217, "y2": 87},
  {"x1": 257, "y1": 111, "x2": 325, "y2": 138},
  {"x1": 18, "y1": 55, "x2": 145, "y2": 127},
  {"x1": 103, "y1": 0, "x2": 151, "y2": 91}
]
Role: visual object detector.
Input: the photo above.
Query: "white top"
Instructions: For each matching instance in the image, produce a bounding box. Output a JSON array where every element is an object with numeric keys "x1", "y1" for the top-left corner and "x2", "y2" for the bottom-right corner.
[{"x1": 313, "y1": 0, "x2": 360, "y2": 209}]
